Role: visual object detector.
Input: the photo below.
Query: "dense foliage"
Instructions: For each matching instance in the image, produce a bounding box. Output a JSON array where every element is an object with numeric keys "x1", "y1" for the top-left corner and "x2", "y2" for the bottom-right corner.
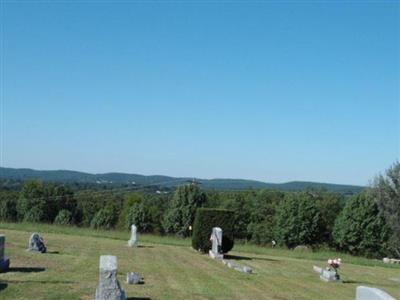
[
  {"x1": 192, "y1": 208, "x2": 235, "y2": 253},
  {"x1": 275, "y1": 192, "x2": 323, "y2": 248},
  {"x1": 162, "y1": 184, "x2": 206, "y2": 237},
  {"x1": 0, "y1": 162, "x2": 398, "y2": 259},
  {"x1": 372, "y1": 162, "x2": 400, "y2": 257},
  {"x1": 333, "y1": 192, "x2": 391, "y2": 258}
]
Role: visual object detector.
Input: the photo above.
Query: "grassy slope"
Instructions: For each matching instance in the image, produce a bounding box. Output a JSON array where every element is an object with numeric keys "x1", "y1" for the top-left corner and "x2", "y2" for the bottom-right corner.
[{"x1": 0, "y1": 223, "x2": 399, "y2": 300}]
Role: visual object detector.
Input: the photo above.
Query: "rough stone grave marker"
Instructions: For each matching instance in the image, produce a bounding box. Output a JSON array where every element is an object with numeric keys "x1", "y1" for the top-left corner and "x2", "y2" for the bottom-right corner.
[
  {"x1": 27, "y1": 233, "x2": 47, "y2": 253},
  {"x1": 209, "y1": 227, "x2": 223, "y2": 260},
  {"x1": 126, "y1": 272, "x2": 141, "y2": 284},
  {"x1": 0, "y1": 235, "x2": 10, "y2": 272},
  {"x1": 128, "y1": 225, "x2": 138, "y2": 247},
  {"x1": 95, "y1": 255, "x2": 125, "y2": 300},
  {"x1": 355, "y1": 286, "x2": 395, "y2": 300}
]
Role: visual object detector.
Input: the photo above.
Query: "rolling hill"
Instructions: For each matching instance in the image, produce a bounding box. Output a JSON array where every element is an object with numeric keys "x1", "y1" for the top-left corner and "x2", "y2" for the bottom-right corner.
[{"x1": 0, "y1": 167, "x2": 364, "y2": 194}]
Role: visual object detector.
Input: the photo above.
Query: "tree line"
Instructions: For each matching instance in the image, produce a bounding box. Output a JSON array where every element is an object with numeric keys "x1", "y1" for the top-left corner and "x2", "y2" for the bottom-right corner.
[{"x1": 0, "y1": 162, "x2": 398, "y2": 259}]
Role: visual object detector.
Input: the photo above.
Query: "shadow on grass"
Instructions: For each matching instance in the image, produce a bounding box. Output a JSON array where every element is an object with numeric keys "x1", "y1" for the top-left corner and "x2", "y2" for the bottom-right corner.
[
  {"x1": 2, "y1": 279, "x2": 76, "y2": 284},
  {"x1": 126, "y1": 298, "x2": 151, "y2": 300},
  {"x1": 343, "y1": 280, "x2": 362, "y2": 284},
  {"x1": 250, "y1": 257, "x2": 280, "y2": 262},
  {"x1": 226, "y1": 254, "x2": 280, "y2": 262},
  {"x1": 138, "y1": 245, "x2": 154, "y2": 249},
  {"x1": 224, "y1": 254, "x2": 252, "y2": 261},
  {"x1": 8, "y1": 267, "x2": 45, "y2": 273},
  {"x1": 47, "y1": 251, "x2": 60, "y2": 254},
  {"x1": 0, "y1": 282, "x2": 8, "y2": 291}
]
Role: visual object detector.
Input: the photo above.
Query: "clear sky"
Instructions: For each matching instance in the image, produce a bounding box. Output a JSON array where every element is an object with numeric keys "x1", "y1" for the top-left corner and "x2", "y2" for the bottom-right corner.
[{"x1": 1, "y1": 1, "x2": 399, "y2": 185}]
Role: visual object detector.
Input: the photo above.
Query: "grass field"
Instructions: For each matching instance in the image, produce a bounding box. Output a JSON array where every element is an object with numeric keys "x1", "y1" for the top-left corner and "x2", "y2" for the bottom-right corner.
[{"x1": 0, "y1": 223, "x2": 399, "y2": 300}]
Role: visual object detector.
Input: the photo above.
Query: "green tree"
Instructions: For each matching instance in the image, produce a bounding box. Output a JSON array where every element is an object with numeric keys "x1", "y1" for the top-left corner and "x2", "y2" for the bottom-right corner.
[
  {"x1": 17, "y1": 180, "x2": 46, "y2": 221},
  {"x1": 276, "y1": 192, "x2": 323, "y2": 248},
  {"x1": 0, "y1": 191, "x2": 18, "y2": 221},
  {"x1": 17, "y1": 180, "x2": 76, "y2": 223},
  {"x1": 163, "y1": 184, "x2": 206, "y2": 237},
  {"x1": 223, "y1": 192, "x2": 253, "y2": 239},
  {"x1": 247, "y1": 190, "x2": 284, "y2": 244},
  {"x1": 54, "y1": 209, "x2": 73, "y2": 225},
  {"x1": 307, "y1": 190, "x2": 344, "y2": 245},
  {"x1": 90, "y1": 204, "x2": 118, "y2": 229},
  {"x1": 372, "y1": 162, "x2": 400, "y2": 257},
  {"x1": 333, "y1": 192, "x2": 391, "y2": 258},
  {"x1": 125, "y1": 202, "x2": 153, "y2": 232},
  {"x1": 117, "y1": 193, "x2": 143, "y2": 229}
]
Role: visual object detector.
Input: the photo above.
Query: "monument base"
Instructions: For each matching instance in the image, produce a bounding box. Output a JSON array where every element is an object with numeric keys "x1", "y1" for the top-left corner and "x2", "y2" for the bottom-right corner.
[
  {"x1": 0, "y1": 257, "x2": 10, "y2": 273},
  {"x1": 127, "y1": 240, "x2": 138, "y2": 247},
  {"x1": 209, "y1": 250, "x2": 223, "y2": 260},
  {"x1": 320, "y1": 269, "x2": 341, "y2": 283}
]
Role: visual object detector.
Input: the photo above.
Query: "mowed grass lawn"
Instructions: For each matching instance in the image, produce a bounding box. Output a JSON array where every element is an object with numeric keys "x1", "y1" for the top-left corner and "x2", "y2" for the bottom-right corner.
[{"x1": 0, "y1": 223, "x2": 399, "y2": 300}]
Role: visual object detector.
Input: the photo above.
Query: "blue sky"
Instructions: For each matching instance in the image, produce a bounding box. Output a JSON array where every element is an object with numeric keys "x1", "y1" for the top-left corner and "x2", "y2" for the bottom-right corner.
[{"x1": 1, "y1": 1, "x2": 399, "y2": 185}]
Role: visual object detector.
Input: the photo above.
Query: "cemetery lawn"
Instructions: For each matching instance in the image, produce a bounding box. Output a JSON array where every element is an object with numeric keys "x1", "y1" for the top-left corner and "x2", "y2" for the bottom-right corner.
[{"x1": 0, "y1": 223, "x2": 399, "y2": 300}]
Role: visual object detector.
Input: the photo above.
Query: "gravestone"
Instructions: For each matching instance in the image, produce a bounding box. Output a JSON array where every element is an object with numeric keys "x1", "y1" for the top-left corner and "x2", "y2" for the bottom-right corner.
[
  {"x1": 313, "y1": 265, "x2": 323, "y2": 274},
  {"x1": 128, "y1": 225, "x2": 138, "y2": 247},
  {"x1": 320, "y1": 269, "x2": 341, "y2": 282},
  {"x1": 222, "y1": 259, "x2": 252, "y2": 273},
  {"x1": 0, "y1": 235, "x2": 10, "y2": 272},
  {"x1": 209, "y1": 227, "x2": 223, "y2": 260},
  {"x1": 27, "y1": 233, "x2": 47, "y2": 253},
  {"x1": 95, "y1": 255, "x2": 125, "y2": 300},
  {"x1": 356, "y1": 286, "x2": 395, "y2": 300},
  {"x1": 126, "y1": 272, "x2": 141, "y2": 284}
]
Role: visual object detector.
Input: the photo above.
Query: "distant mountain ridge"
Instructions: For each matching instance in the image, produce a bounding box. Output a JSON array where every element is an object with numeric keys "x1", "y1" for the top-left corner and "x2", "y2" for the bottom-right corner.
[{"x1": 0, "y1": 167, "x2": 364, "y2": 194}]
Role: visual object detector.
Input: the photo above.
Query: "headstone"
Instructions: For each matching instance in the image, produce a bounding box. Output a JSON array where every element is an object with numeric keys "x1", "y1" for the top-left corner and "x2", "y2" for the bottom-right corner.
[
  {"x1": 27, "y1": 233, "x2": 47, "y2": 253},
  {"x1": 313, "y1": 265, "x2": 323, "y2": 274},
  {"x1": 320, "y1": 269, "x2": 341, "y2": 282},
  {"x1": 355, "y1": 286, "x2": 395, "y2": 300},
  {"x1": 0, "y1": 235, "x2": 10, "y2": 273},
  {"x1": 128, "y1": 225, "x2": 138, "y2": 247},
  {"x1": 209, "y1": 227, "x2": 223, "y2": 260},
  {"x1": 221, "y1": 259, "x2": 252, "y2": 274},
  {"x1": 383, "y1": 257, "x2": 400, "y2": 264},
  {"x1": 95, "y1": 255, "x2": 125, "y2": 300},
  {"x1": 126, "y1": 272, "x2": 141, "y2": 284}
]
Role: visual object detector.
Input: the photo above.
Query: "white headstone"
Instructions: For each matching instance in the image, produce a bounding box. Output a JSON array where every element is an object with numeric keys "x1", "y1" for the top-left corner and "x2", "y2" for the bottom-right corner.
[
  {"x1": 320, "y1": 269, "x2": 341, "y2": 282},
  {"x1": 95, "y1": 255, "x2": 125, "y2": 300},
  {"x1": 0, "y1": 235, "x2": 10, "y2": 272},
  {"x1": 128, "y1": 225, "x2": 138, "y2": 247},
  {"x1": 313, "y1": 265, "x2": 323, "y2": 274},
  {"x1": 356, "y1": 286, "x2": 395, "y2": 300},
  {"x1": 209, "y1": 227, "x2": 223, "y2": 260}
]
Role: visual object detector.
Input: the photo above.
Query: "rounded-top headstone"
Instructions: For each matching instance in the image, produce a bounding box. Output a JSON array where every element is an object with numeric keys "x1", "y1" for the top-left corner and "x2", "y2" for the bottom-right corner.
[
  {"x1": 356, "y1": 286, "x2": 395, "y2": 300},
  {"x1": 128, "y1": 225, "x2": 138, "y2": 247}
]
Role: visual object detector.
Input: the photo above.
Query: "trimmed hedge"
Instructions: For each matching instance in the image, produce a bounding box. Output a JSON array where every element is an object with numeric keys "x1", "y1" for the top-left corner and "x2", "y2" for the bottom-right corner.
[{"x1": 192, "y1": 208, "x2": 235, "y2": 253}]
